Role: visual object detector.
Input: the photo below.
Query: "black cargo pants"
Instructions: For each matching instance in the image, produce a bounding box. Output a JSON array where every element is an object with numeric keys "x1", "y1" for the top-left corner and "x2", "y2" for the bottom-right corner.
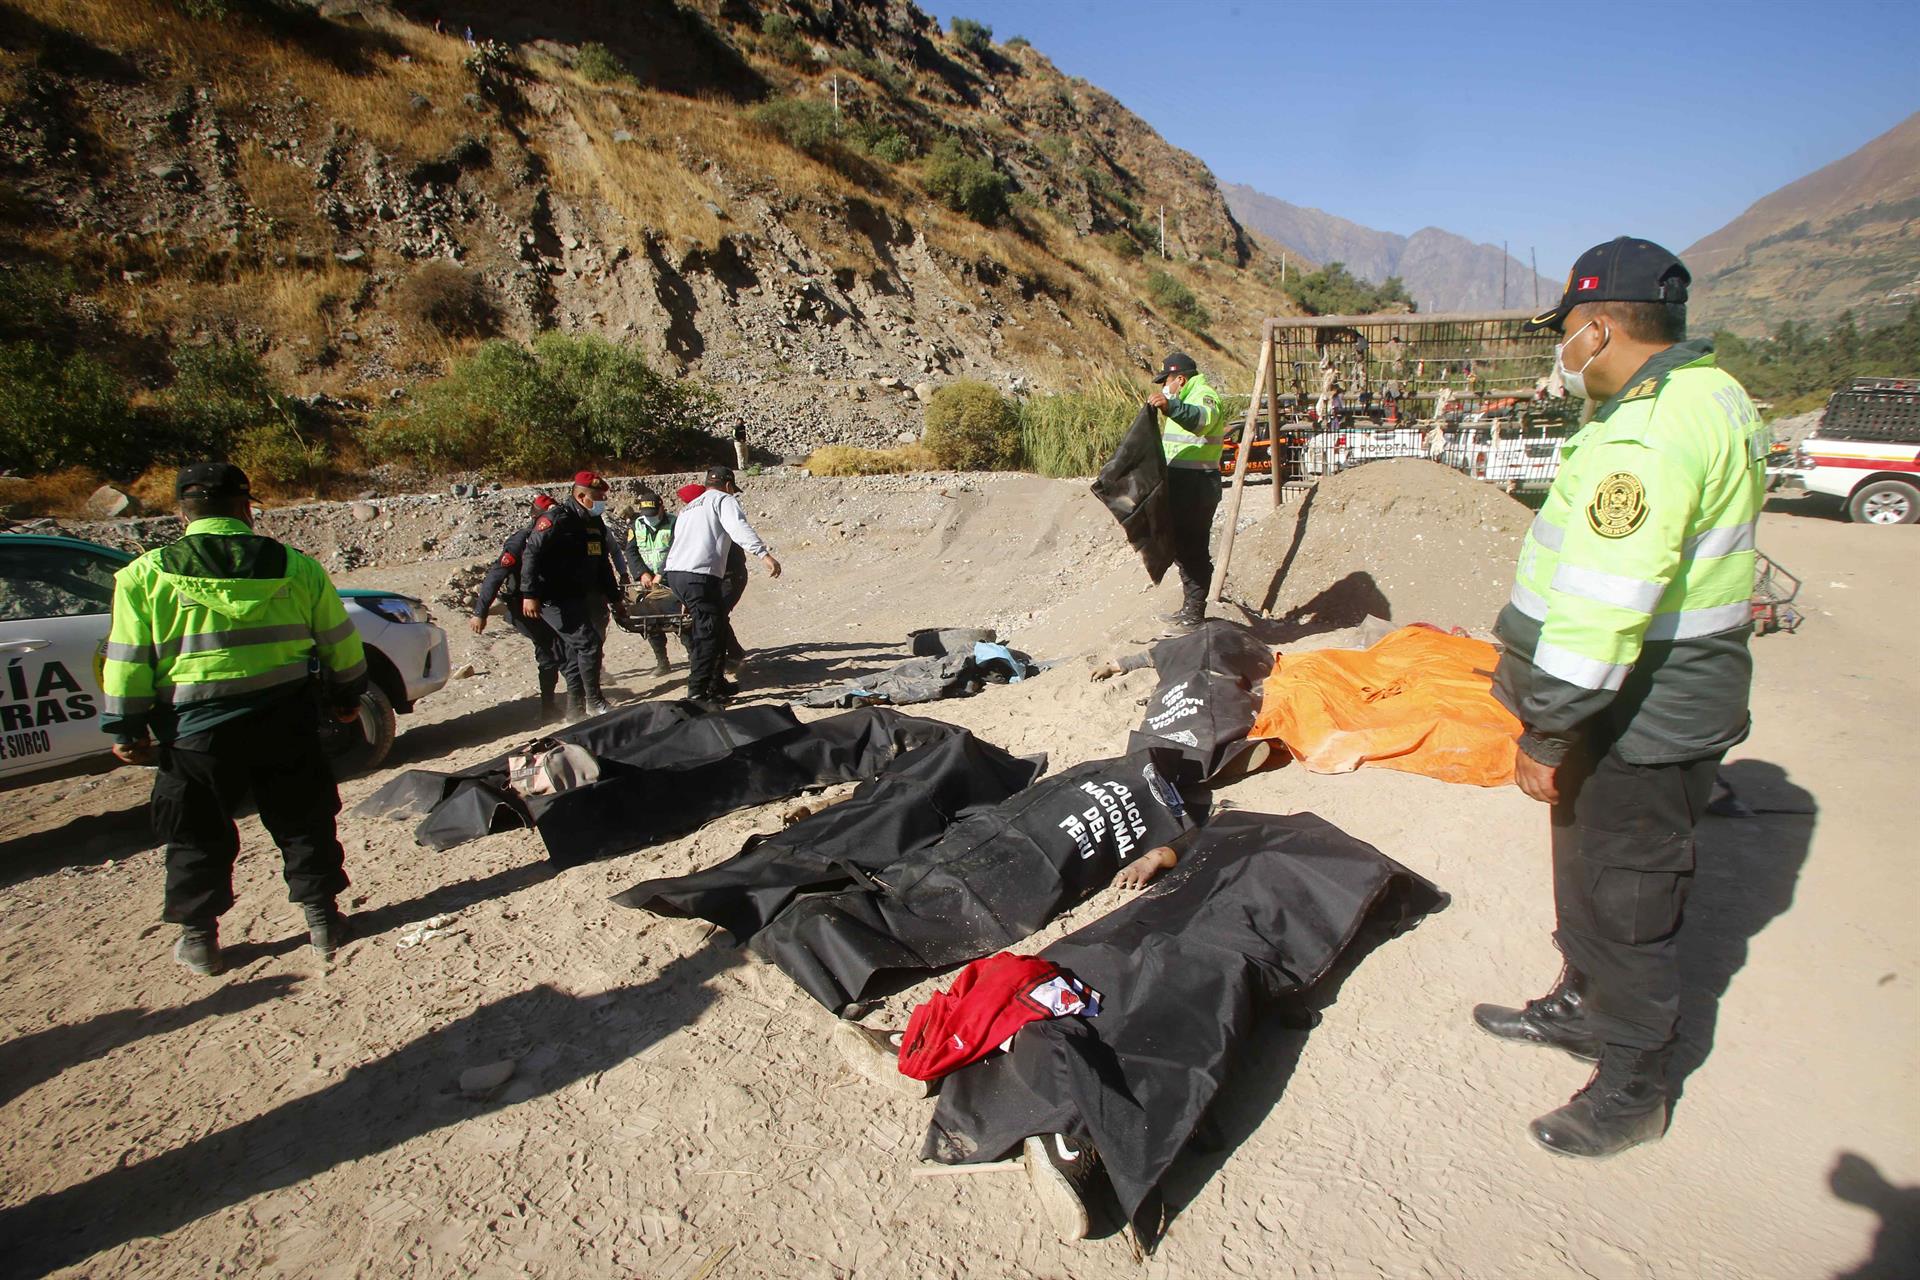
[
  {"x1": 1165, "y1": 466, "x2": 1221, "y2": 607},
  {"x1": 539, "y1": 592, "x2": 610, "y2": 697},
  {"x1": 1550, "y1": 732, "x2": 1722, "y2": 1051},
  {"x1": 152, "y1": 693, "x2": 348, "y2": 925},
  {"x1": 664, "y1": 570, "x2": 726, "y2": 700}
]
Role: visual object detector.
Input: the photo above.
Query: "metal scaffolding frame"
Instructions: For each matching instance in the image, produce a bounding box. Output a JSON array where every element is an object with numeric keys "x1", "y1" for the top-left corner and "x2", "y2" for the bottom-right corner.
[{"x1": 1207, "y1": 311, "x2": 1577, "y2": 603}]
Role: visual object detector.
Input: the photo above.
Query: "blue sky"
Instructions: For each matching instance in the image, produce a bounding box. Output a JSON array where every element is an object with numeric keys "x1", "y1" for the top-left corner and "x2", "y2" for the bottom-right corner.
[{"x1": 930, "y1": 0, "x2": 1920, "y2": 280}]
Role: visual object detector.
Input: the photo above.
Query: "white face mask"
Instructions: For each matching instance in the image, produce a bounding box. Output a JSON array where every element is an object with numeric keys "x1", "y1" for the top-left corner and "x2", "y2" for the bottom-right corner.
[{"x1": 1555, "y1": 319, "x2": 1607, "y2": 401}]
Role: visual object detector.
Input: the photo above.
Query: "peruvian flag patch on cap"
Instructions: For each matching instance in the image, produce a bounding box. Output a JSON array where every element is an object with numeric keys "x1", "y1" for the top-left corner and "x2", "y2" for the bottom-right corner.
[{"x1": 1577, "y1": 275, "x2": 1601, "y2": 291}]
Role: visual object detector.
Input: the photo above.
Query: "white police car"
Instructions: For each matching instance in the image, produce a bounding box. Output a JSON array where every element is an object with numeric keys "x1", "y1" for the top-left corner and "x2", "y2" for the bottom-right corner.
[{"x1": 0, "y1": 532, "x2": 449, "y2": 786}]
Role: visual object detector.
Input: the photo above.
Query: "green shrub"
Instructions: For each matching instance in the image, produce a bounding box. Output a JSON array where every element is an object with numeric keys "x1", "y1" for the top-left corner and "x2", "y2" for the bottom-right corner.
[
  {"x1": 575, "y1": 41, "x2": 631, "y2": 85},
  {"x1": 372, "y1": 334, "x2": 720, "y2": 476},
  {"x1": 1145, "y1": 269, "x2": 1210, "y2": 333},
  {"x1": 0, "y1": 342, "x2": 137, "y2": 473},
  {"x1": 950, "y1": 17, "x2": 992, "y2": 54},
  {"x1": 752, "y1": 95, "x2": 838, "y2": 157},
  {"x1": 234, "y1": 420, "x2": 330, "y2": 489},
  {"x1": 1005, "y1": 35, "x2": 1030, "y2": 50},
  {"x1": 834, "y1": 49, "x2": 908, "y2": 96},
  {"x1": 394, "y1": 261, "x2": 500, "y2": 338},
  {"x1": 924, "y1": 139, "x2": 1008, "y2": 226},
  {"x1": 759, "y1": 13, "x2": 813, "y2": 64},
  {"x1": 1015, "y1": 373, "x2": 1141, "y2": 478},
  {"x1": 1101, "y1": 230, "x2": 1142, "y2": 259},
  {"x1": 1284, "y1": 261, "x2": 1413, "y2": 316},
  {"x1": 158, "y1": 342, "x2": 283, "y2": 457},
  {"x1": 923, "y1": 380, "x2": 1021, "y2": 471},
  {"x1": 856, "y1": 123, "x2": 915, "y2": 164},
  {"x1": 0, "y1": 265, "x2": 77, "y2": 343}
]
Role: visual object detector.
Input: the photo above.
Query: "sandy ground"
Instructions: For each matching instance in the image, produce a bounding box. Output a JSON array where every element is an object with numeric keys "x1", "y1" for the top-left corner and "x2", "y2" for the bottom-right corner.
[{"x1": 0, "y1": 473, "x2": 1914, "y2": 1279}]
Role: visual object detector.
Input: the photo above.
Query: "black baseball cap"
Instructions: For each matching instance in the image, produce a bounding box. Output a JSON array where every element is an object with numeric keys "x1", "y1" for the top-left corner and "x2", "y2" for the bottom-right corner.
[
  {"x1": 1152, "y1": 351, "x2": 1198, "y2": 381},
  {"x1": 1526, "y1": 236, "x2": 1690, "y2": 333},
  {"x1": 704, "y1": 464, "x2": 737, "y2": 488},
  {"x1": 175, "y1": 462, "x2": 251, "y2": 499}
]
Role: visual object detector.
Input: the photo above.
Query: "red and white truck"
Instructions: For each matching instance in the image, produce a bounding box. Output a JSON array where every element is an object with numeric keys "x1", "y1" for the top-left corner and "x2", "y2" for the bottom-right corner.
[{"x1": 1785, "y1": 377, "x2": 1920, "y2": 525}]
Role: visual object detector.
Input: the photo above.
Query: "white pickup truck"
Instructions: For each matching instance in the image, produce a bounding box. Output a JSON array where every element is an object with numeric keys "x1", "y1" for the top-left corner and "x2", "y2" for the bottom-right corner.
[
  {"x1": 0, "y1": 531, "x2": 449, "y2": 787},
  {"x1": 1783, "y1": 377, "x2": 1920, "y2": 525}
]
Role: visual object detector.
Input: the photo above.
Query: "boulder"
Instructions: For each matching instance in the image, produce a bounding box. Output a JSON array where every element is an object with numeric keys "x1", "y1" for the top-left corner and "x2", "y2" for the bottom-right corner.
[
  {"x1": 350, "y1": 502, "x2": 379, "y2": 523},
  {"x1": 85, "y1": 486, "x2": 138, "y2": 520}
]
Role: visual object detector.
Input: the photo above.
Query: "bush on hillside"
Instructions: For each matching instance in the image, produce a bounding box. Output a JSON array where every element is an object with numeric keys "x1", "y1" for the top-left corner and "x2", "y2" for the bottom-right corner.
[
  {"x1": 759, "y1": 13, "x2": 813, "y2": 65},
  {"x1": 1005, "y1": 35, "x2": 1031, "y2": 50},
  {"x1": 804, "y1": 443, "x2": 934, "y2": 476},
  {"x1": 156, "y1": 342, "x2": 284, "y2": 458},
  {"x1": 395, "y1": 261, "x2": 501, "y2": 338},
  {"x1": 1016, "y1": 373, "x2": 1142, "y2": 478},
  {"x1": 235, "y1": 420, "x2": 330, "y2": 490},
  {"x1": 372, "y1": 334, "x2": 720, "y2": 476},
  {"x1": 752, "y1": 95, "x2": 839, "y2": 157},
  {"x1": 856, "y1": 122, "x2": 916, "y2": 164},
  {"x1": 1101, "y1": 229, "x2": 1142, "y2": 259},
  {"x1": 924, "y1": 139, "x2": 1008, "y2": 226},
  {"x1": 1146, "y1": 269, "x2": 1210, "y2": 333},
  {"x1": 1285, "y1": 261, "x2": 1412, "y2": 316},
  {"x1": 574, "y1": 42, "x2": 631, "y2": 85},
  {"x1": 0, "y1": 342, "x2": 137, "y2": 473},
  {"x1": 923, "y1": 380, "x2": 1021, "y2": 471},
  {"x1": 950, "y1": 17, "x2": 993, "y2": 55}
]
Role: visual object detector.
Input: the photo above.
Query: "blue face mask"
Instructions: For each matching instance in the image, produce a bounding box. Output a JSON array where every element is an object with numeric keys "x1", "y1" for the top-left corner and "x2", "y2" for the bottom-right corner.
[{"x1": 589, "y1": 499, "x2": 607, "y2": 516}]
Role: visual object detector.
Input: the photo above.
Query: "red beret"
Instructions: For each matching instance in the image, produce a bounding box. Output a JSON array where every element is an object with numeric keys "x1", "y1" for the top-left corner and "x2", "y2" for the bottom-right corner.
[{"x1": 573, "y1": 470, "x2": 604, "y2": 487}]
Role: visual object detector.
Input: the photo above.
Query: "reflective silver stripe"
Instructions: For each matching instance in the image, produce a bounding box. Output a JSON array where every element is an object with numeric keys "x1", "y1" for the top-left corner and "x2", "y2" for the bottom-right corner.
[
  {"x1": 103, "y1": 642, "x2": 155, "y2": 665},
  {"x1": 1643, "y1": 601, "x2": 1751, "y2": 642},
  {"x1": 1509, "y1": 580, "x2": 1550, "y2": 620},
  {"x1": 156, "y1": 664, "x2": 311, "y2": 704},
  {"x1": 323, "y1": 658, "x2": 368, "y2": 685},
  {"x1": 1550, "y1": 563, "x2": 1665, "y2": 614},
  {"x1": 315, "y1": 618, "x2": 356, "y2": 646},
  {"x1": 1533, "y1": 640, "x2": 1631, "y2": 692},
  {"x1": 1528, "y1": 515, "x2": 1565, "y2": 551},
  {"x1": 1683, "y1": 520, "x2": 1756, "y2": 559},
  {"x1": 103, "y1": 695, "x2": 154, "y2": 715},
  {"x1": 174, "y1": 623, "x2": 314, "y2": 657}
]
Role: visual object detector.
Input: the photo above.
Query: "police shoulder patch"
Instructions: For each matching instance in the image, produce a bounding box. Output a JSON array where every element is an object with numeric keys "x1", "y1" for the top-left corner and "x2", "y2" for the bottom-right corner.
[
  {"x1": 1586, "y1": 471, "x2": 1649, "y2": 538},
  {"x1": 499, "y1": 552, "x2": 516, "y2": 567},
  {"x1": 1622, "y1": 377, "x2": 1660, "y2": 400},
  {"x1": 535, "y1": 517, "x2": 553, "y2": 531}
]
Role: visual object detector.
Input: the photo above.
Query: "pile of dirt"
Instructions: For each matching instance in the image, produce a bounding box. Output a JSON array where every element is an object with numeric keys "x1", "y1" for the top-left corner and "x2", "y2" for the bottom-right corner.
[{"x1": 1222, "y1": 459, "x2": 1532, "y2": 635}]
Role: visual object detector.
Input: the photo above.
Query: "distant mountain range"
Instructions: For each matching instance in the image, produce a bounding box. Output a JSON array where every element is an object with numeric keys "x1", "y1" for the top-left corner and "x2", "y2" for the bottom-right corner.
[
  {"x1": 1221, "y1": 183, "x2": 1556, "y2": 314},
  {"x1": 1683, "y1": 111, "x2": 1920, "y2": 336}
]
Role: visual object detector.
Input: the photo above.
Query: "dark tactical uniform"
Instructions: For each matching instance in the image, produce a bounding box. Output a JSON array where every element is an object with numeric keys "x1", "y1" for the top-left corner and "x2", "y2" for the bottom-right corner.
[
  {"x1": 522, "y1": 496, "x2": 620, "y2": 714},
  {"x1": 473, "y1": 522, "x2": 566, "y2": 710}
]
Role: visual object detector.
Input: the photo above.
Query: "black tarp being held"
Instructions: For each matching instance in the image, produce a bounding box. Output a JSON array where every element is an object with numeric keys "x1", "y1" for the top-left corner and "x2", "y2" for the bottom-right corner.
[
  {"x1": 610, "y1": 728, "x2": 1046, "y2": 939},
  {"x1": 1091, "y1": 403, "x2": 1177, "y2": 585},
  {"x1": 359, "y1": 703, "x2": 969, "y2": 869},
  {"x1": 1126, "y1": 620, "x2": 1276, "y2": 785},
  {"x1": 921, "y1": 809, "x2": 1445, "y2": 1237},
  {"x1": 750, "y1": 750, "x2": 1193, "y2": 1012}
]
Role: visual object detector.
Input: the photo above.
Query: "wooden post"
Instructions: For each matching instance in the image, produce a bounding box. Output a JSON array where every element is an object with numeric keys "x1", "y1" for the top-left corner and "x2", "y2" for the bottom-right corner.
[{"x1": 1207, "y1": 325, "x2": 1273, "y2": 605}]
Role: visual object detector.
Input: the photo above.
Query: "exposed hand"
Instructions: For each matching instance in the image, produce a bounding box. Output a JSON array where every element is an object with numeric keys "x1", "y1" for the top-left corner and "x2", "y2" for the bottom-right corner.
[
  {"x1": 1117, "y1": 846, "x2": 1176, "y2": 890},
  {"x1": 1089, "y1": 660, "x2": 1122, "y2": 682},
  {"x1": 763, "y1": 555, "x2": 782, "y2": 580},
  {"x1": 521, "y1": 597, "x2": 541, "y2": 619},
  {"x1": 112, "y1": 739, "x2": 155, "y2": 766},
  {"x1": 639, "y1": 573, "x2": 657, "y2": 591},
  {"x1": 1147, "y1": 390, "x2": 1169, "y2": 410},
  {"x1": 1513, "y1": 742, "x2": 1560, "y2": 804},
  {"x1": 468, "y1": 615, "x2": 486, "y2": 635}
]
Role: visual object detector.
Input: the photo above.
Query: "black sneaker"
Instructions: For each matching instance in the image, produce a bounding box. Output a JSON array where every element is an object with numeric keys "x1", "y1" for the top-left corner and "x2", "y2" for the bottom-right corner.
[
  {"x1": 831, "y1": 1021, "x2": 930, "y2": 1098},
  {"x1": 1024, "y1": 1132, "x2": 1101, "y2": 1242},
  {"x1": 173, "y1": 924, "x2": 221, "y2": 976},
  {"x1": 303, "y1": 902, "x2": 352, "y2": 958}
]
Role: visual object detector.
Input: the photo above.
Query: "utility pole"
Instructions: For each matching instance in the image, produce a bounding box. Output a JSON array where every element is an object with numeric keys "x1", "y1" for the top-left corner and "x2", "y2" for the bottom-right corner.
[
  {"x1": 1159, "y1": 205, "x2": 1166, "y2": 260},
  {"x1": 831, "y1": 75, "x2": 840, "y2": 130},
  {"x1": 1530, "y1": 247, "x2": 1540, "y2": 308},
  {"x1": 1502, "y1": 240, "x2": 1508, "y2": 309}
]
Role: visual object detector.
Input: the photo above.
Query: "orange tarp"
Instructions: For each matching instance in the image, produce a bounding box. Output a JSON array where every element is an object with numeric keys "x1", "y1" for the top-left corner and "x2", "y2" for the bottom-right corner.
[{"x1": 1250, "y1": 625, "x2": 1521, "y2": 787}]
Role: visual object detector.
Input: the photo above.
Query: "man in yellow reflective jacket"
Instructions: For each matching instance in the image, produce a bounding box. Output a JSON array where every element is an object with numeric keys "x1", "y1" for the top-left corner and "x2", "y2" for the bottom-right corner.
[
  {"x1": 1145, "y1": 351, "x2": 1224, "y2": 628},
  {"x1": 101, "y1": 463, "x2": 369, "y2": 976},
  {"x1": 1474, "y1": 239, "x2": 1767, "y2": 1158}
]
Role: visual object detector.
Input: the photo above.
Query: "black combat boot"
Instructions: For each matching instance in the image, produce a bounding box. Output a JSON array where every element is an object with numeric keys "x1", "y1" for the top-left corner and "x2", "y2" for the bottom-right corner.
[
  {"x1": 303, "y1": 901, "x2": 352, "y2": 958},
  {"x1": 538, "y1": 670, "x2": 560, "y2": 722},
  {"x1": 1472, "y1": 966, "x2": 1603, "y2": 1062},
  {"x1": 562, "y1": 672, "x2": 588, "y2": 723},
  {"x1": 582, "y1": 670, "x2": 613, "y2": 718},
  {"x1": 1530, "y1": 1044, "x2": 1671, "y2": 1158},
  {"x1": 1164, "y1": 580, "x2": 1207, "y2": 629},
  {"x1": 174, "y1": 923, "x2": 221, "y2": 976},
  {"x1": 649, "y1": 635, "x2": 672, "y2": 677}
]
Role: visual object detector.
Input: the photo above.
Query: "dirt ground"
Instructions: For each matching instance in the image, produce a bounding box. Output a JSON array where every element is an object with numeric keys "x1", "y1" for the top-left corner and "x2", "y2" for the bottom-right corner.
[{"x1": 0, "y1": 471, "x2": 1914, "y2": 1279}]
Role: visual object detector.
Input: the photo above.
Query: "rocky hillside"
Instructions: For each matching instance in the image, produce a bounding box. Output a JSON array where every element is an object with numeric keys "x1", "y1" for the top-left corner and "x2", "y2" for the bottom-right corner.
[
  {"x1": 0, "y1": 0, "x2": 1296, "y2": 469},
  {"x1": 1685, "y1": 110, "x2": 1920, "y2": 337},
  {"x1": 1221, "y1": 183, "x2": 1552, "y2": 313}
]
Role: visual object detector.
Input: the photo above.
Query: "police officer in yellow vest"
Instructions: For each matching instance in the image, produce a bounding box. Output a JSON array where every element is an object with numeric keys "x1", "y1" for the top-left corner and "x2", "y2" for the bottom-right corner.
[
  {"x1": 1475, "y1": 238, "x2": 1766, "y2": 1158},
  {"x1": 1145, "y1": 351, "x2": 1224, "y2": 628},
  {"x1": 101, "y1": 463, "x2": 369, "y2": 976}
]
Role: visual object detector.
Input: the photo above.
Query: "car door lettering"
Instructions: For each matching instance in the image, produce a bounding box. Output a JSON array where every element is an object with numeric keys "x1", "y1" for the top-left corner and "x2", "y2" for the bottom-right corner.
[{"x1": 1, "y1": 659, "x2": 97, "y2": 729}]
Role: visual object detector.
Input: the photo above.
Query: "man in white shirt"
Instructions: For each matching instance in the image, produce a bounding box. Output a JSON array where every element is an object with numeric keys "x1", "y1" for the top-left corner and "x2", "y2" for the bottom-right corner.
[{"x1": 664, "y1": 465, "x2": 781, "y2": 708}]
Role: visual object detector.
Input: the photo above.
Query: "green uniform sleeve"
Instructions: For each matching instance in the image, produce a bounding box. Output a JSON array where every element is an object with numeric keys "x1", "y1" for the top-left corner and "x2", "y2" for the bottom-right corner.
[
  {"x1": 1519, "y1": 440, "x2": 1695, "y2": 758},
  {"x1": 100, "y1": 563, "x2": 157, "y2": 742}
]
